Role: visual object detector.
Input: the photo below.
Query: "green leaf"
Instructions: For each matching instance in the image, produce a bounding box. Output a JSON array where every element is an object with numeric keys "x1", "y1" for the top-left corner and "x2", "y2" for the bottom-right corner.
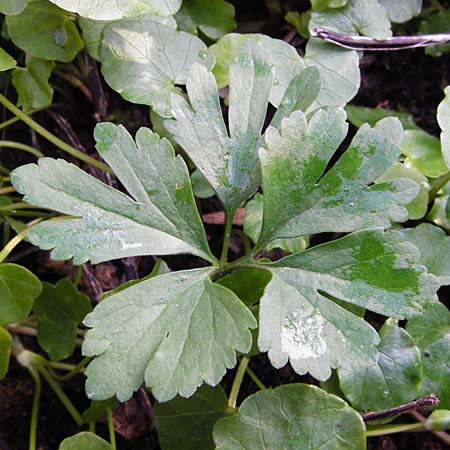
[
  {"x1": 427, "y1": 193, "x2": 450, "y2": 232},
  {"x1": 217, "y1": 267, "x2": 272, "y2": 306},
  {"x1": 33, "y1": 278, "x2": 92, "y2": 361},
  {"x1": 0, "y1": 48, "x2": 17, "y2": 71},
  {"x1": 0, "y1": 327, "x2": 12, "y2": 380},
  {"x1": 6, "y1": 1, "x2": 83, "y2": 63},
  {"x1": 83, "y1": 269, "x2": 256, "y2": 402},
  {"x1": 311, "y1": 0, "x2": 349, "y2": 10},
  {"x1": 49, "y1": 0, "x2": 181, "y2": 19},
  {"x1": 377, "y1": 162, "x2": 430, "y2": 220},
  {"x1": 0, "y1": 0, "x2": 28, "y2": 15},
  {"x1": 309, "y1": 0, "x2": 392, "y2": 40},
  {"x1": 191, "y1": 169, "x2": 215, "y2": 199},
  {"x1": 304, "y1": 39, "x2": 360, "y2": 110},
  {"x1": 166, "y1": 50, "x2": 273, "y2": 214},
  {"x1": 402, "y1": 129, "x2": 448, "y2": 178},
  {"x1": 378, "y1": 0, "x2": 422, "y2": 23},
  {"x1": 257, "y1": 112, "x2": 416, "y2": 248},
  {"x1": 213, "y1": 384, "x2": 366, "y2": 450},
  {"x1": 407, "y1": 301, "x2": 450, "y2": 408},
  {"x1": 82, "y1": 398, "x2": 118, "y2": 423},
  {"x1": 338, "y1": 319, "x2": 422, "y2": 412},
  {"x1": 244, "y1": 193, "x2": 309, "y2": 253},
  {"x1": 402, "y1": 223, "x2": 450, "y2": 285},
  {"x1": 82, "y1": 16, "x2": 212, "y2": 117},
  {"x1": 154, "y1": 384, "x2": 229, "y2": 450},
  {"x1": 209, "y1": 33, "x2": 304, "y2": 107},
  {"x1": 345, "y1": 105, "x2": 420, "y2": 130},
  {"x1": 11, "y1": 123, "x2": 215, "y2": 265},
  {"x1": 175, "y1": 0, "x2": 236, "y2": 40},
  {"x1": 438, "y1": 85, "x2": 450, "y2": 168},
  {"x1": 285, "y1": 10, "x2": 311, "y2": 39},
  {"x1": 425, "y1": 410, "x2": 450, "y2": 431},
  {"x1": 0, "y1": 263, "x2": 42, "y2": 326},
  {"x1": 12, "y1": 57, "x2": 54, "y2": 112},
  {"x1": 59, "y1": 432, "x2": 111, "y2": 450},
  {"x1": 258, "y1": 230, "x2": 437, "y2": 380},
  {"x1": 420, "y1": 13, "x2": 450, "y2": 57}
]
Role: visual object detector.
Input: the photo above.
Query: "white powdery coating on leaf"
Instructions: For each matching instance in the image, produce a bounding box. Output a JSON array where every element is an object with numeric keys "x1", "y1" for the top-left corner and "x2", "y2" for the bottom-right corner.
[{"x1": 280, "y1": 309, "x2": 327, "y2": 359}]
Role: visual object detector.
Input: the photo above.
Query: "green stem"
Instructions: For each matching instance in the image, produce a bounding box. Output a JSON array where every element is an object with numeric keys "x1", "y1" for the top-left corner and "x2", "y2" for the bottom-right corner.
[
  {"x1": 366, "y1": 422, "x2": 426, "y2": 437},
  {"x1": 0, "y1": 210, "x2": 55, "y2": 218},
  {"x1": 430, "y1": 0, "x2": 447, "y2": 14},
  {"x1": 220, "y1": 211, "x2": 235, "y2": 268},
  {"x1": 228, "y1": 357, "x2": 249, "y2": 408},
  {"x1": 37, "y1": 365, "x2": 84, "y2": 427},
  {"x1": 429, "y1": 172, "x2": 450, "y2": 199},
  {"x1": 0, "y1": 164, "x2": 9, "y2": 174},
  {"x1": 28, "y1": 367, "x2": 41, "y2": 450},
  {"x1": 107, "y1": 408, "x2": 117, "y2": 450},
  {"x1": 0, "y1": 186, "x2": 15, "y2": 195},
  {"x1": 245, "y1": 365, "x2": 267, "y2": 390},
  {"x1": 0, "y1": 140, "x2": 44, "y2": 158},
  {"x1": 89, "y1": 422, "x2": 95, "y2": 433},
  {"x1": 53, "y1": 357, "x2": 90, "y2": 382},
  {"x1": 0, "y1": 92, "x2": 111, "y2": 173},
  {"x1": 0, "y1": 107, "x2": 46, "y2": 131},
  {"x1": 0, "y1": 218, "x2": 43, "y2": 263},
  {"x1": 73, "y1": 265, "x2": 83, "y2": 288}
]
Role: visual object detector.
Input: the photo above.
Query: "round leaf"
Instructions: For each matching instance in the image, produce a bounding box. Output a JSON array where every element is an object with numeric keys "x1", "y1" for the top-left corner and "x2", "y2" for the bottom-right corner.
[
  {"x1": 59, "y1": 432, "x2": 111, "y2": 450},
  {"x1": 0, "y1": 327, "x2": 12, "y2": 380}
]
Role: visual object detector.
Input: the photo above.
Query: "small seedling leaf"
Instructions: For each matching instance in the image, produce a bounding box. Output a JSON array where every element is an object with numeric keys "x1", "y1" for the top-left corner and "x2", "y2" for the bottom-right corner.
[{"x1": 58, "y1": 432, "x2": 111, "y2": 450}]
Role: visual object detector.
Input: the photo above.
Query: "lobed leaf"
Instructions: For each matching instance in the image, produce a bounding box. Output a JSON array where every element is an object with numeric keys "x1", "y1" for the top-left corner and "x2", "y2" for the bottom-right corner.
[
  {"x1": 81, "y1": 16, "x2": 212, "y2": 117},
  {"x1": 11, "y1": 123, "x2": 215, "y2": 265},
  {"x1": 309, "y1": 0, "x2": 392, "y2": 40},
  {"x1": 0, "y1": 263, "x2": 42, "y2": 326},
  {"x1": 407, "y1": 301, "x2": 450, "y2": 408},
  {"x1": 6, "y1": 1, "x2": 83, "y2": 63},
  {"x1": 213, "y1": 384, "x2": 366, "y2": 450},
  {"x1": 378, "y1": 0, "x2": 422, "y2": 23},
  {"x1": 338, "y1": 319, "x2": 422, "y2": 412},
  {"x1": 154, "y1": 384, "x2": 229, "y2": 450},
  {"x1": 166, "y1": 48, "x2": 273, "y2": 214},
  {"x1": 48, "y1": 0, "x2": 181, "y2": 19},
  {"x1": 258, "y1": 230, "x2": 438, "y2": 380},
  {"x1": 257, "y1": 113, "x2": 418, "y2": 248},
  {"x1": 83, "y1": 269, "x2": 256, "y2": 402},
  {"x1": 34, "y1": 279, "x2": 92, "y2": 361},
  {"x1": 12, "y1": 57, "x2": 54, "y2": 112}
]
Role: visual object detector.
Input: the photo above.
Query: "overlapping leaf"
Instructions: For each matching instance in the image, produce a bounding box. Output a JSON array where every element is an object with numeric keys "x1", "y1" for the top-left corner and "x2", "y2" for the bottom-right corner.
[
  {"x1": 80, "y1": 15, "x2": 212, "y2": 117},
  {"x1": 165, "y1": 49, "x2": 273, "y2": 214},
  {"x1": 0, "y1": 0, "x2": 29, "y2": 15},
  {"x1": 378, "y1": 0, "x2": 422, "y2": 23},
  {"x1": 154, "y1": 384, "x2": 229, "y2": 450},
  {"x1": 309, "y1": 0, "x2": 392, "y2": 40},
  {"x1": 338, "y1": 320, "x2": 422, "y2": 411},
  {"x1": 34, "y1": 279, "x2": 92, "y2": 361},
  {"x1": 438, "y1": 86, "x2": 450, "y2": 168},
  {"x1": 0, "y1": 327, "x2": 12, "y2": 380},
  {"x1": 48, "y1": 0, "x2": 181, "y2": 19},
  {"x1": 257, "y1": 112, "x2": 418, "y2": 248},
  {"x1": 83, "y1": 269, "x2": 256, "y2": 402},
  {"x1": 11, "y1": 123, "x2": 215, "y2": 264},
  {"x1": 12, "y1": 57, "x2": 54, "y2": 112},
  {"x1": 0, "y1": 48, "x2": 17, "y2": 71},
  {"x1": 6, "y1": 1, "x2": 83, "y2": 63},
  {"x1": 213, "y1": 384, "x2": 366, "y2": 450},
  {"x1": 407, "y1": 301, "x2": 450, "y2": 408},
  {"x1": 257, "y1": 230, "x2": 437, "y2": 380}
]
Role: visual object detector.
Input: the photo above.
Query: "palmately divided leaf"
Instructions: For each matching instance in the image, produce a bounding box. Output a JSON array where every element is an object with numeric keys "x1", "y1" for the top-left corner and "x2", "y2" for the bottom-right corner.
[
  {"x1": 213, "y1": 384, "x2": 366, "y2": 450},
  {"x1": 338, "y1": 319, "x2": 422, "y2": 412},
  {"x1": 11, "y1": 123, "x2": 215, "y2": 265},
  {"x1": 165, "y1": 48, "x2": 273, "y2": 214},
  {"x1": 6, "y1": 1, "x2": 83, "y2": 63},
  {"x1": 82, "y1": 16, "x2": 213, "y2": 117},
  {"x1": 48, "y1": 0, "x2": 181, "y2": 19},
  {"x1": 309, "y1": 0, "x2": 392, "y2": 40},
  {"x1": 83, "y1": 269, "x2": 256, "y2": 402},
  {"x1": 407, "y1": 301, "x2": 450, "y2": 408},
  {"x1": 257, "y1": 113, "x2": 418, "y2": 249},
  {"x1": 258, "y1": 230, "x2": 438, "y2": 380}
]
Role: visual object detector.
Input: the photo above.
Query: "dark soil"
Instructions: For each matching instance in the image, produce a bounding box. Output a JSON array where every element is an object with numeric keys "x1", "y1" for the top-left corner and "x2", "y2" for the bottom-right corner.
[{"x1": 2, "y1": 0, "x2": 450, "y2": 449}]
